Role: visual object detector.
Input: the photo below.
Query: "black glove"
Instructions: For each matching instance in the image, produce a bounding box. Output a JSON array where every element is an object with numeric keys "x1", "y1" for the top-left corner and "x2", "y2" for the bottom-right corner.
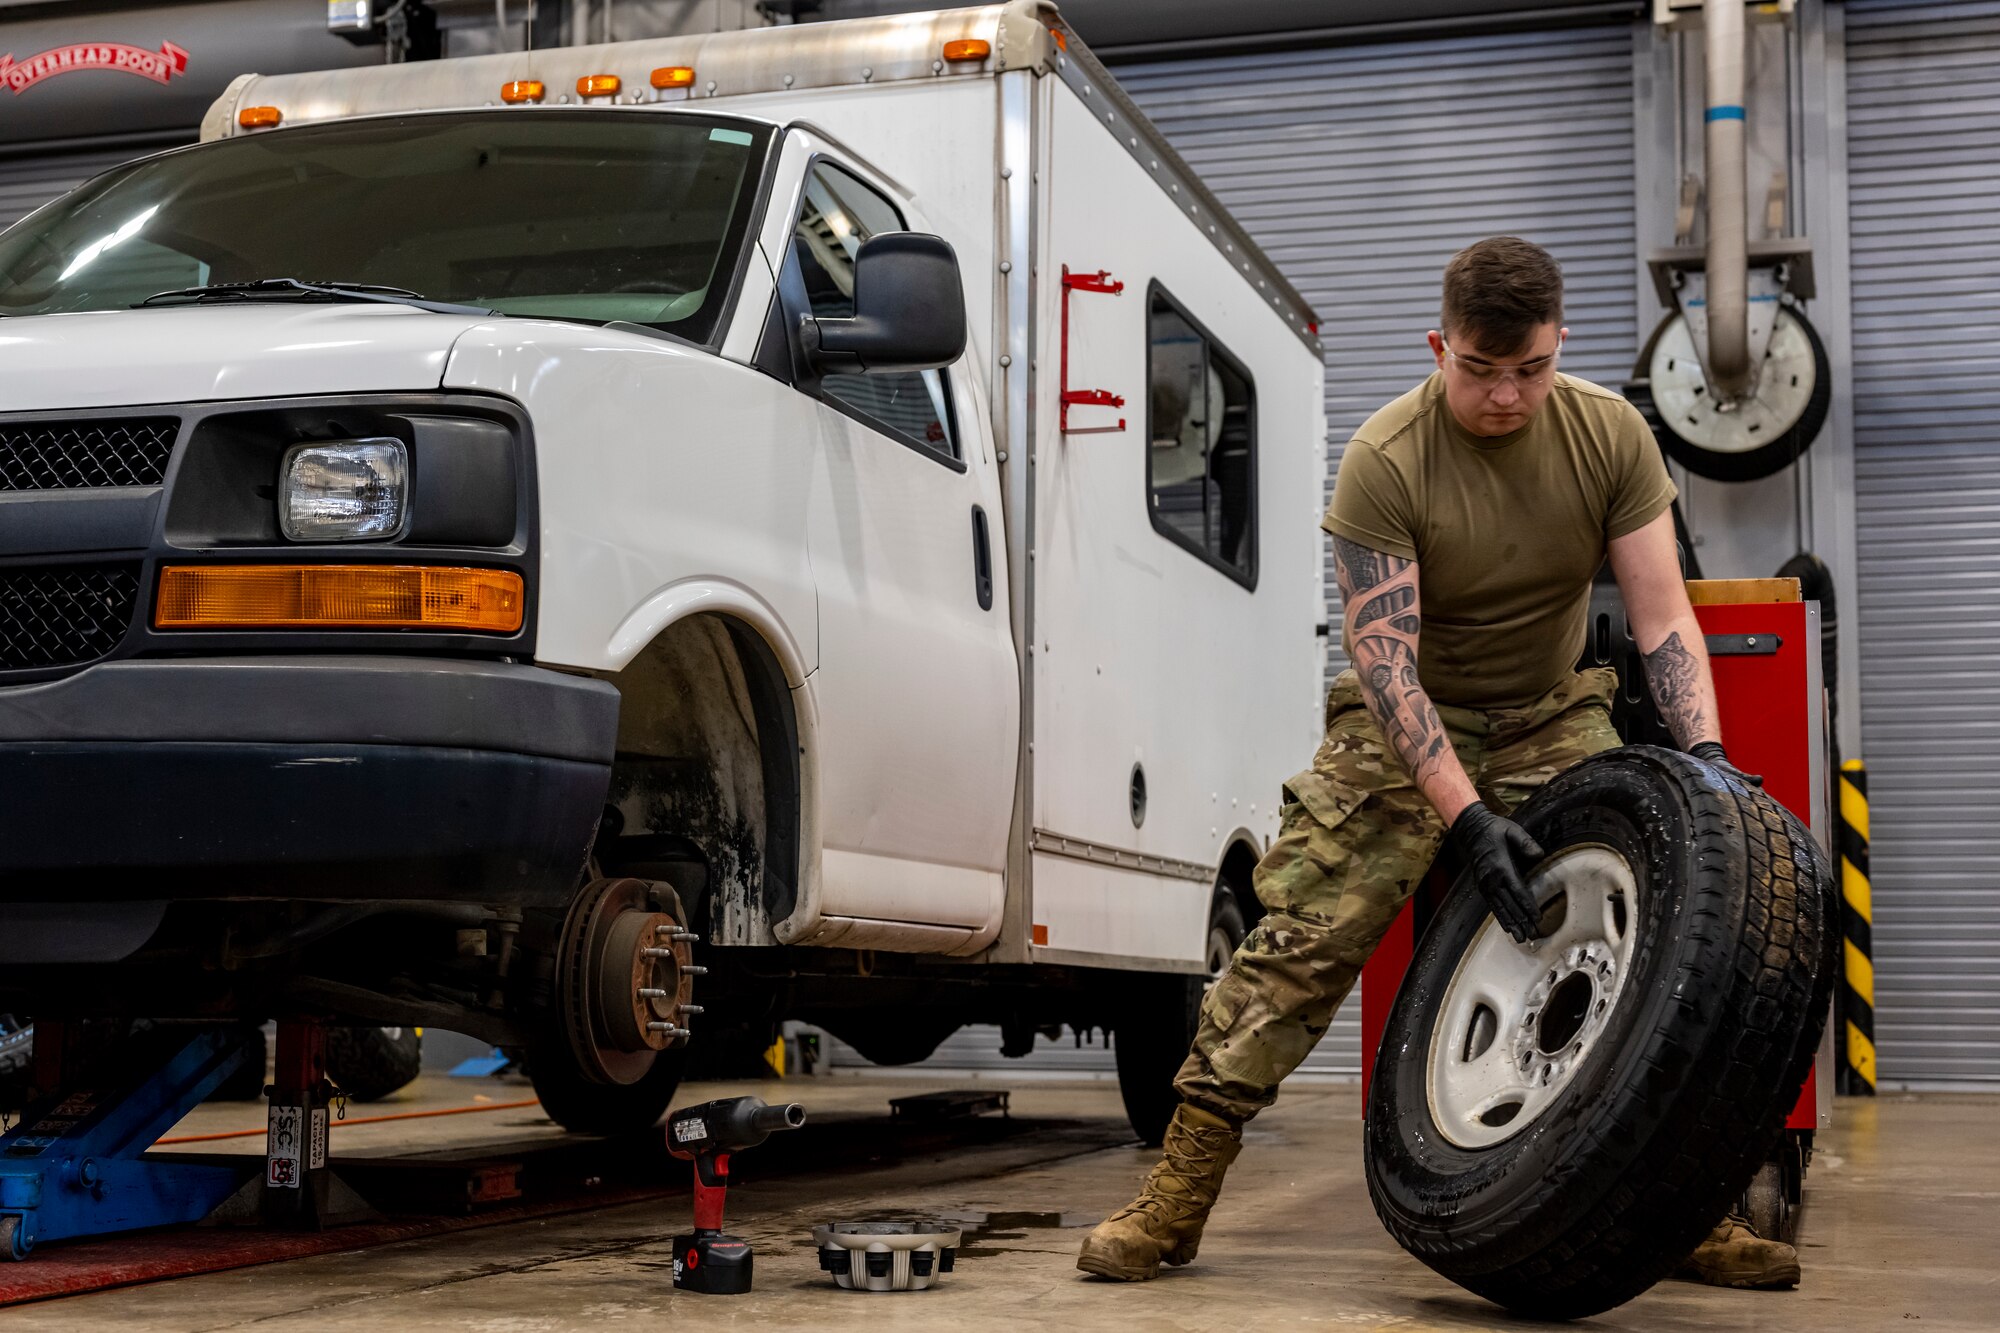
[
  {"x1": 1689, "y1": 740, "x2": 1764, "y2": 787},
  {"x1": 1448, "y1": 801, "x2": 1547, "y2": 944}
]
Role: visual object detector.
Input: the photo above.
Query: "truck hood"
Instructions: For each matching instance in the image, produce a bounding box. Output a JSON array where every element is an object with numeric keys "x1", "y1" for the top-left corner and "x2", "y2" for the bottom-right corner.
[{"x1": 0, "y1": 304, "x2": 495, "y2": 411}]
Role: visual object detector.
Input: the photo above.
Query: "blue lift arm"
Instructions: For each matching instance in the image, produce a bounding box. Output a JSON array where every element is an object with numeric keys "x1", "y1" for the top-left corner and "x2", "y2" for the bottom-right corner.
[{"x1": 0, "y1": 1027, "x2": 259, "y2": 1259}]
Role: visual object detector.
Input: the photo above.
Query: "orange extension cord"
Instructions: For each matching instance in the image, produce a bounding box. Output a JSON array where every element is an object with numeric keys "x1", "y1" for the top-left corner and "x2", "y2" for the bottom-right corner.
[{"x1": 155, "y1": 1097, "x2": 543, "y2": 1145}]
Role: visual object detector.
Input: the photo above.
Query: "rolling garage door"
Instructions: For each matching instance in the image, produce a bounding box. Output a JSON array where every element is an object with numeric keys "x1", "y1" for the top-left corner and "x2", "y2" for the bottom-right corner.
[
  {"x1": 1847, "y1": 1, "x2": 2000, "y2": 1086},
  {"x1": 838, "y1": 21, "x2": 1641, "y2": 1081}
]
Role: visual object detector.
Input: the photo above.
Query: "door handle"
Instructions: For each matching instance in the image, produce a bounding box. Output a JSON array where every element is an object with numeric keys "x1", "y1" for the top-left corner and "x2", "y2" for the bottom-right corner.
[{"x1": 971, "y1": 505, "x2": 994, "y2": 611}]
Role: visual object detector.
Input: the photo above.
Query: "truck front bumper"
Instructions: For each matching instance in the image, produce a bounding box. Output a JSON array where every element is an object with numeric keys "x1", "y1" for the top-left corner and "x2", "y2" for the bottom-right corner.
[{"x1": 0, "y1": 656, "x2": 618, "y2": 906}]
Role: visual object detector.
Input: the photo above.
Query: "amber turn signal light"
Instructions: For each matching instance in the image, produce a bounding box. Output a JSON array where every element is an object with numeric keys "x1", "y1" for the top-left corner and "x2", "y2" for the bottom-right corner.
[
  {"x1": 942, "y1": 39, "x2": 991, "y2": 62},
  {"x1": 500, "y1": 79, "x2": 546, "y2": 104},
  {"x1": 237, "y1": 105, "x2": 283, "y2": 129},
  {"x1": 650, "y1": 65, "x2": 696, "y2": 89},
  {"x1": 156, "y1": 565, "x2": 524, "y2": 634},
  {"x1": 577, "y1": 73, "x2": 621, "y2": 96}
]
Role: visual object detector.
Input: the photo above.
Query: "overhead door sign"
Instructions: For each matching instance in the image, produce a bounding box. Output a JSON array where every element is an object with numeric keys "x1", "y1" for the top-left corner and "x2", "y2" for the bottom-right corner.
[{"x1": 0, "y1": 40, "x2": 189, "y2": 96}]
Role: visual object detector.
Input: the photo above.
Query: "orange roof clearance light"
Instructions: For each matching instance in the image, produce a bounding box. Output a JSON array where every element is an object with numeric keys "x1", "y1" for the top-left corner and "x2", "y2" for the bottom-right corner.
[
  {"x1": 577, "y1": 73, "x2": 622, "y2": 97},
  {"x1": 500, "y1": 79, "x2": 546, "y2": 104},
  {"x1": 650, "y1": 65, "x2": 696, "y2": 90},
  {"x1": 942, "y1": 39, "x2": 991, "y2": 62},
  {"x1": 156, "y1": 565, "x2": 525, "y2": 634},
  {"x1": 237, "y1": 106, "x2": 283, "y2": 129}
]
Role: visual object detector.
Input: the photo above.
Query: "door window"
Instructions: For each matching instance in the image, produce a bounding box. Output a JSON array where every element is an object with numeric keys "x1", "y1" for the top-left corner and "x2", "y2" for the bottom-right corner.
[
  {"x1": 1148, "y1": 286, "x2": 1256, "y2": 587},
  {"x1": 791, "y1": 161, "x2": 958, "y2": 463}
]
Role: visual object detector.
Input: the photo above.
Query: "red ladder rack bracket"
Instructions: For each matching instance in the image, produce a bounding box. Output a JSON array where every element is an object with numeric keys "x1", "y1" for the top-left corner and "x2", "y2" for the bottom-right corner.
[{"x1": 1060, "y1": 265, "x2": 1126, "y2": 435}]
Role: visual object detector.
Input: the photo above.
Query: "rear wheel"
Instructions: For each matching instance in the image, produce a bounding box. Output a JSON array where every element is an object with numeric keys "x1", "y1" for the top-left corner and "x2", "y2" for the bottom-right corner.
[
  {"x1": 1114, "y1": 889, "x2": 1247, "y2": 1146},
  {"x1": 326, "y1": 1026, "x2": 422, "y2": 1103}
]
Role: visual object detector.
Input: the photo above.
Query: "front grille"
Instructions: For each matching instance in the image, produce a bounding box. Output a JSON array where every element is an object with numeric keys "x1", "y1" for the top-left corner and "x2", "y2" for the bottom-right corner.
[
  {"x1": 0, "y1": 418, "x2": 179, "y2": 491},
  {"x1": 0, "y1": 564, "x2": 139, "y2": 670}
]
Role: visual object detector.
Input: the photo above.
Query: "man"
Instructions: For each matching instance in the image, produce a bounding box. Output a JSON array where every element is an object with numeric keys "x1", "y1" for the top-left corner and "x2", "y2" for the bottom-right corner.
[{"x1": 1077, "y1": 237, "x2": 1798, "y2": 1291}]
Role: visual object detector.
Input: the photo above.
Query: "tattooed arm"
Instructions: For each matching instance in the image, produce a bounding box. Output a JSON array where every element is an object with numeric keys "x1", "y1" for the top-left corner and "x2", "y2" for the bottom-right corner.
[
  {"x1": 1333, "y1": 534, "x2": 1481, "y2": 825},
  {"x1": 1606, "y1": 510, "x2": 1723, "y2": 749}
]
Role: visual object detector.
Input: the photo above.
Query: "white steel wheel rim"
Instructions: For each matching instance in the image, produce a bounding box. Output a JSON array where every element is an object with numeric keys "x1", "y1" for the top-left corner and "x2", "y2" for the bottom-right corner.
[
  {"x1": 1649, "y1": 308, "x2": 1819, "y2": 453},
  {"x1": 1426, "y1": 844, "x2": 1641, "y2": 1150},
  {"x1": 1205, "y1": 921, "x2": 1235, "y2": 978}
]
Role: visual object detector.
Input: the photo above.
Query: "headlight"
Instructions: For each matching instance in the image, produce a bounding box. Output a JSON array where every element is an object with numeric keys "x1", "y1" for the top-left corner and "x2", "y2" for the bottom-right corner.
[{"x1": 279, "y1": 438, "x2": 409, "y2": 542}]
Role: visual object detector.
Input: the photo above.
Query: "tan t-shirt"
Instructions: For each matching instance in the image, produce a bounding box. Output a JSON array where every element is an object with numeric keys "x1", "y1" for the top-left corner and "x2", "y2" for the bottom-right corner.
[{"x1": 1324, "y1": 371, "x2": 1677, "y2": 710}]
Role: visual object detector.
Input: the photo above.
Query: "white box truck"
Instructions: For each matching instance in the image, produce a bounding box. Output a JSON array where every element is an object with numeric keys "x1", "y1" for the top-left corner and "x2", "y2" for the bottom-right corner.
[{"x1": 0, "y1": 1, "x2": 1324, "y2": 1139}]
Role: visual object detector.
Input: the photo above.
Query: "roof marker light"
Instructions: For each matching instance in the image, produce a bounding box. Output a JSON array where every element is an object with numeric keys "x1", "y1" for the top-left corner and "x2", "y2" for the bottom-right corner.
[
  {"x1": 577, "y1": 73, "x2": 621, "y2": 97},
  {"x1": 237, "y1": 106, "x2": 282, "y2": 129},
  {"x1": 500, "y1": 79, "x2": 545, "y2": 104},
  {"x1": 942, "y1": 39, "x2": 991, "y2": 62},
  {"x1": 651, "y1": 65, "x2": 696, "y2": 90}
]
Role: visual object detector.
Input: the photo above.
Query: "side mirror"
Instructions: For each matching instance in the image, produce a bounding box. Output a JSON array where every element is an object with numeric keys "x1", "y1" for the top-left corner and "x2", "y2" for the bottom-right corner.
[{"x1": 802, "y1": 232, "x2": 967, "y2": 375}]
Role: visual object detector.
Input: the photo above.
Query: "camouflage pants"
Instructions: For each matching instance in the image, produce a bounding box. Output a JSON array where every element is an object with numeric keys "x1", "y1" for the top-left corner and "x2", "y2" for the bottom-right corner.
[{"x1": 1175, "y1": 667, "x2": 1622, "y2": 1124}]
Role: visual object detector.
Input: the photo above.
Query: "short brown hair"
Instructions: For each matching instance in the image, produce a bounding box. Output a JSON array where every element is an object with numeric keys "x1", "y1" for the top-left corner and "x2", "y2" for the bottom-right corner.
[{"x1": 1441, "y1": 237, "x2": 1564, "y2": 355}]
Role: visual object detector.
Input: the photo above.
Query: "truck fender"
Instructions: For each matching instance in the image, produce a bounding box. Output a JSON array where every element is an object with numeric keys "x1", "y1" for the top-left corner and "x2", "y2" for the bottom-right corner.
[{"x1": 605, "y1": 577, "x2": 813, "y2": 688}]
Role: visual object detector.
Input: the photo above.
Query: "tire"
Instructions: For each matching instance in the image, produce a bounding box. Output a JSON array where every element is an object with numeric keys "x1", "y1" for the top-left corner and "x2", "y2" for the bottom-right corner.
[
  {"x1": 326, "y1": 1026, "x2": 423, "y2": 1103},
  {"x1": 529, "y1": 1040, "x2": 687, "y2": 1137},
  {"x1": 1114, "y1": 890, "x2": 1247, "y2": 1146},
  {"x1": 1364, "y1": 747, "x2": 1836, "y2": 1320},
  {"x1": 1743, "y1": 1131, "x2": 1807, "y2": 1245}
]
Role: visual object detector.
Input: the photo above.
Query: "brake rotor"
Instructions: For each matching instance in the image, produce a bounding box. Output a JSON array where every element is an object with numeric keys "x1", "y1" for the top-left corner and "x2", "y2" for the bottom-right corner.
[{"x1": 553, "y1": 876, "x2": 698, "y2": 1085}]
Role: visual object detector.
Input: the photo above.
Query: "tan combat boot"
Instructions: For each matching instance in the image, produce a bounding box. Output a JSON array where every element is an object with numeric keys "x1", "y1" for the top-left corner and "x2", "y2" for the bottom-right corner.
[
  {"x1": 1677, "y1": 1212, "x2": 1801, "y2": 1290},
  {"x1": 1076, "y1": 1104, "x2": 1243, "y2": 1281}
]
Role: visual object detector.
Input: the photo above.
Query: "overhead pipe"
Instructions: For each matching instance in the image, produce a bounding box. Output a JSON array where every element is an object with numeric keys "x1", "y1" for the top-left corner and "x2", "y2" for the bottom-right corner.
[{"x1": 1703, "y1": 0, "x2": 1751, "y2": 399}]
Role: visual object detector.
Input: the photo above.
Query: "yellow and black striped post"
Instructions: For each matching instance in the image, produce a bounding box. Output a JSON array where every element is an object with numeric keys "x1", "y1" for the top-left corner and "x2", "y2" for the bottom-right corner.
[{"x1": 1838, "y1": 759, "x2": 1876, "y2": 1095}]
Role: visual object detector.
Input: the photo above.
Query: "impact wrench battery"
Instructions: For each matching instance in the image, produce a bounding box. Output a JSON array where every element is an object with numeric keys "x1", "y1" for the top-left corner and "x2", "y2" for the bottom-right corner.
[{"x1": 666, "y1": 1095, "x2": 807, "y2": 1294}]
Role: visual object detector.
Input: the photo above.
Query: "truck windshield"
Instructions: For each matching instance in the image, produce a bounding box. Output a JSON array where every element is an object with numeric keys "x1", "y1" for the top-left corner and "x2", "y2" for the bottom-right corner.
[{"x1": 0, "y1": 110, "x2": 772, "y2": 342}]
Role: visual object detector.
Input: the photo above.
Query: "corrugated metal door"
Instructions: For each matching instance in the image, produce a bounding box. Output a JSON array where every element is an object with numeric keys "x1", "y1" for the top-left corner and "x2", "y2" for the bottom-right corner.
[
  {"x1": 0, "y1": 143, "x2": 174, "y2": 232},
  {"x1": 1846, "y1": 0, "x2": 2000, "y2": 1087},
  {"x1": 835, "y1": 23, "x2": 1640, "y2": 1079}
]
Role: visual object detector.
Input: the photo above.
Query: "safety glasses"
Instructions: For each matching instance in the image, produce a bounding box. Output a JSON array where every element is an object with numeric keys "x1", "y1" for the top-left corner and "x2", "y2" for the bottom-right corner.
[{"x1": 1442, "y1": 336, "x2": 1564, "y2": 387}]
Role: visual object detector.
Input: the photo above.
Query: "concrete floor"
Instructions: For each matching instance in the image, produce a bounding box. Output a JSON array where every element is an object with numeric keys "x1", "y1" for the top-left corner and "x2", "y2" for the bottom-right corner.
[{"x1": 9, "y1": 1075, "x2": 1997, "y2": 1330}]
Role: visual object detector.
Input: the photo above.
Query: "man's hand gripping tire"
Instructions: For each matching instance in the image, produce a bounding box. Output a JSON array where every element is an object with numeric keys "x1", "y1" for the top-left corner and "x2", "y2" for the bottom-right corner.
[{"x1": 1448, "y1": 801, "x2": 1547, "y2": 944}]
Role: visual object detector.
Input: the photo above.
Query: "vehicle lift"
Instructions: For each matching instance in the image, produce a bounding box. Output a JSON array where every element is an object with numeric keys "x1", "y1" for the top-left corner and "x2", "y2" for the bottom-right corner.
[{"x1": 0, "y1": 1019, "x2": 351, "y2": 1260}]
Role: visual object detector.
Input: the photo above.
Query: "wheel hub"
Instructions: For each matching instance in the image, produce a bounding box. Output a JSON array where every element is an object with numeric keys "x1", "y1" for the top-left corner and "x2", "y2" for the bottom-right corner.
[
  {"x1": 554, "y1": 876, "x2": 702, "y2": 1086},
  {"x1": 1427, "y1": 845, "x2": 1640, "y2": 1149},
  {"x1": 1514, "y1": 941, "x2": 1617, "y2": 1086}
]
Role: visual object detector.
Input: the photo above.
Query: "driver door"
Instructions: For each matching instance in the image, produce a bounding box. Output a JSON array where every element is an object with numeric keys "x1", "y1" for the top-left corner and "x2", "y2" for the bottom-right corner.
[{"x1": 768, "y1": 137, "x2": 1017, "y2": 940}]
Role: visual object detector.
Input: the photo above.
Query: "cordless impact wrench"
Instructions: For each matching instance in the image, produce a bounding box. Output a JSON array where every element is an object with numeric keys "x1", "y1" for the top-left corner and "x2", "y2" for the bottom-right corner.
[{"x1": 666, "y1": 1095, "x2": 807, "y2": 1294}]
